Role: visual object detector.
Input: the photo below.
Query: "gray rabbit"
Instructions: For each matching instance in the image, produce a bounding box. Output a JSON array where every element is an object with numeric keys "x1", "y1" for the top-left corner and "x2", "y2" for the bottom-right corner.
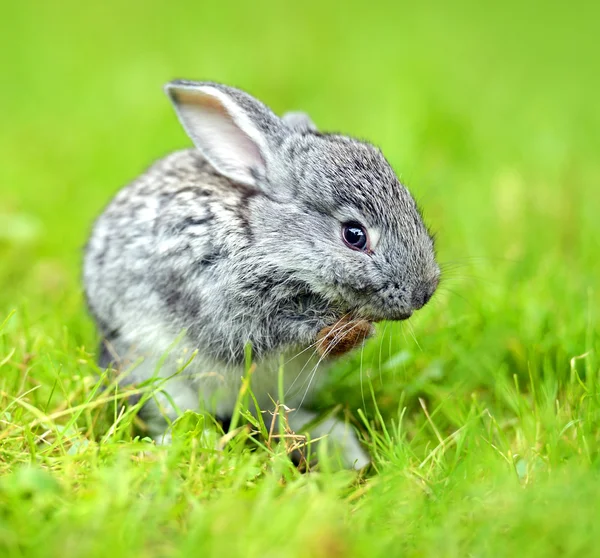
[{"x1": 83, "y1": 80, "x2": 440, "y2": 468}]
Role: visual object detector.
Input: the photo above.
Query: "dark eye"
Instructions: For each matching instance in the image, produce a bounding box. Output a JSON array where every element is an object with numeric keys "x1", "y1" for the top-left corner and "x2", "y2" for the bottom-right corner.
[{"x1": 342, "y1": 221, "x2": 369, "y2": 252}]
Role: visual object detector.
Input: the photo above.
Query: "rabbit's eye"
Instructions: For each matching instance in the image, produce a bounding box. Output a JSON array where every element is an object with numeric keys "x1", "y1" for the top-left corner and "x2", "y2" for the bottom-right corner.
[{"x1": 342, "y1": 222, "x2": 369, "y2": 252}]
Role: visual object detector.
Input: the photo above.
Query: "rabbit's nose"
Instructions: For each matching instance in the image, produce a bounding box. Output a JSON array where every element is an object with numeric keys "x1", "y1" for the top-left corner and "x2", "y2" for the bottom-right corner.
[{"x1": 411, "y1": 279, "x2": 438, "y2": 310}]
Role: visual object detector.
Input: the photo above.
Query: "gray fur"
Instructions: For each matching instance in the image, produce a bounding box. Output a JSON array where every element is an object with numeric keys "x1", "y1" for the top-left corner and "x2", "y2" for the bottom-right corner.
[
  {"x1": 83, "y1": 81, "x2": 439, "y2": 468},
  {"x1": 282, "y1": 111, "x2": 317, "y2": 133}
]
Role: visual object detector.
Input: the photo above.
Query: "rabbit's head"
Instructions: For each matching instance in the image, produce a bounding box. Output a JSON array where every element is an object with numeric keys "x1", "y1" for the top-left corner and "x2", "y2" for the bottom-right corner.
[{"x1": 166, "y1": 80, "x2": 439, "y2": 322}]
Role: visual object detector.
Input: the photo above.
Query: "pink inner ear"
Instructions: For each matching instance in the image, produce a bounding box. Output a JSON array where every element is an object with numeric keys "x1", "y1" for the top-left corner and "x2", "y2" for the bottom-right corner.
[{"x1": 170, "y1": 88, "x2": 266, "y2": 187}]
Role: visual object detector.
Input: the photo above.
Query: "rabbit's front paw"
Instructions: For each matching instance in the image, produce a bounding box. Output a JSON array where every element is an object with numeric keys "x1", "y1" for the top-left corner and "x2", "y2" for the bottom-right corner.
[
  {"x1": 287, "y1": 409, "x2": 370, "y2": 470},
  {"x1": 316, "y1": 317, "x2": 374, "y2": 358}
]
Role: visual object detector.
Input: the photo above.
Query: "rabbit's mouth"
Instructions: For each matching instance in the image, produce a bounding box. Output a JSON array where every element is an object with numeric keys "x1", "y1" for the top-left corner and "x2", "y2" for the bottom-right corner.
[
  {"x1": 358, "y1": 310, "x2": 413, "y2": 323},
  {"x1": 324, "y1": 284, "x2": 415, "y2": 324},
  {"x1": 348, "y1": 304, "x2": 413, "y2": 323},
  {"x1": 309, "y1": 284, "x2": 413, "y2": 323}
]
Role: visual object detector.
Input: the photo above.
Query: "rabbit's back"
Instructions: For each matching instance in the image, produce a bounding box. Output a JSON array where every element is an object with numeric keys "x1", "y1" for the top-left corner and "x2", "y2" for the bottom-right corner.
[{"x1": 83, "y1": 149, "x2": 252, "y2": 361}]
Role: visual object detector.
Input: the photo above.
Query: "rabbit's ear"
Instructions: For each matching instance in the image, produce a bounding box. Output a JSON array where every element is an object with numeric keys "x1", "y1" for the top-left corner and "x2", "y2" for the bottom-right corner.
[
  {"x1": 165, "y1": 80, "x2": 282, "y2": 187},
  {"x1": 282, "y1": 111, "x2": 317, "y2": 133}
]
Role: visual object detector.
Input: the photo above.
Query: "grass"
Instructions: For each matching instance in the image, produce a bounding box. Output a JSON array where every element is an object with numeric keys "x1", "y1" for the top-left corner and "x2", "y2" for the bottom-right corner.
[{"x1": 1, "y1": 0, "x2": 599, "y2": 556}]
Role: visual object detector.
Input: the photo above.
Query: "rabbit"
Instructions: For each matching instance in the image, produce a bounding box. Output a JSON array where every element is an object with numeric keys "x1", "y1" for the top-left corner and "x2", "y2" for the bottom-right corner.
[{"x1": 83, "y1": 80, "x2": 440, "y2": 469}]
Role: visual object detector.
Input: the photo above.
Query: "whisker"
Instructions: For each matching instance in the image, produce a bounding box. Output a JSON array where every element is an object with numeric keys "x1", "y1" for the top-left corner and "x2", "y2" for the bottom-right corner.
[
  {"x1": 295, "y1": 318, "x2": 369, "y2": 408},
  {"x1": 378, "y1": 321, "x2": 390, "y2": 383},
  {"x1": 359, "y1": 336, "x2": 366, "y2": 411},
  {"x1": 439, "y1": 271, "x2": 498, "y2": 286},
  {"x1": 285, "y1": 346, "x2": 320, "y2": 398},
  {"x1": 439, "y1": 255, "x2": 514, "y2": 266},
  {"x1": 406, "y1": 320, "x2": 423, "y2": 352},
  {"x1": 436, "y1": 286, "x2": 477, "y2": 310},
  {"x1": 287, "y1": 317, "x2": 361, "y2": 400}
]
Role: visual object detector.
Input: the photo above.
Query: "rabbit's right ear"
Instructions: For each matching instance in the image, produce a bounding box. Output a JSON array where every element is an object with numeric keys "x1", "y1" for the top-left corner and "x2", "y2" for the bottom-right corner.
[
  {"x1": 164, "y1": 80, "x2": 283, "y2": 188},
  {"x1": 282, "y1": 111, "x2": 317, "y2": 133}
]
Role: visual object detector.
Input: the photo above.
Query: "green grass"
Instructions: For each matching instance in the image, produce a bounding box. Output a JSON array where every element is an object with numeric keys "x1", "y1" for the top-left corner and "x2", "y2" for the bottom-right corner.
[{"x1": 1, "y1": 0, "x2": 600, "y2": 556}]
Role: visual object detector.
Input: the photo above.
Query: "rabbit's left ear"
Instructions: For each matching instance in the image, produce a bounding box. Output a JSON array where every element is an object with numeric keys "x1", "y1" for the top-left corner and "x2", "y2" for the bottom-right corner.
[{"x1": 165, "y1": 80, "x2": 283, "y2": 187}]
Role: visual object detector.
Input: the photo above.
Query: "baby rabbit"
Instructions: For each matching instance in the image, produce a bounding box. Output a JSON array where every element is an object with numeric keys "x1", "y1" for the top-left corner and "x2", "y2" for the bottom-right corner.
[{"x1": 83, "y1": 80, "x2": 440, "y2": 469}]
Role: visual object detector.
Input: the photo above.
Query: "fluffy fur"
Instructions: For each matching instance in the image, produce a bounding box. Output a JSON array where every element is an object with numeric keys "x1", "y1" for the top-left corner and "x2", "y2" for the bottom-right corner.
[{"x1": 83, "y1": 81, "x2": 440, "y2": 468}]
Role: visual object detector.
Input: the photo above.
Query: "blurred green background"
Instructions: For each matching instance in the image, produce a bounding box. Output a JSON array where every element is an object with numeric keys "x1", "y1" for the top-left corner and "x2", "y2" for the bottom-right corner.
[{"x1": 1, "y1": 1, "x2": 600, "y2": 556}]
